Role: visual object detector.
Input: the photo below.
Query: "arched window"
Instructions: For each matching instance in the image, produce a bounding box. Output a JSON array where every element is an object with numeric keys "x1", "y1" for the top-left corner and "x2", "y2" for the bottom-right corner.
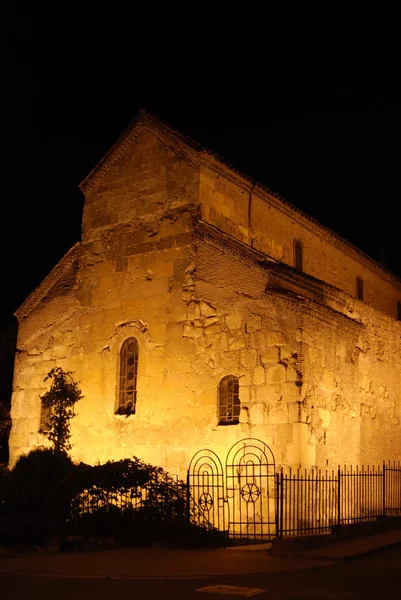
[
  {"x1": 116, "y1": 337, "x2": 139, "y2": 416},
  {"x1": 39, "y1": 400, "x2": 51, "y2": 433},
  {"x1": 218, "y1": 375, "x2": 240, "y2": 425},
  {"x1": 356, "y1": 276, "x2": 364, "y2": 300},
  {"x1": 294, "y1": 239, "x2": 303, "y2": 272}
]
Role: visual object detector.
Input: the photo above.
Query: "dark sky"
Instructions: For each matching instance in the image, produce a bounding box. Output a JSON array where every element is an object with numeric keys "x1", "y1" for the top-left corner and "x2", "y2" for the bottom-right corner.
[{"x1": 3, "y1": 15, "x2": 401, "y2": 321}]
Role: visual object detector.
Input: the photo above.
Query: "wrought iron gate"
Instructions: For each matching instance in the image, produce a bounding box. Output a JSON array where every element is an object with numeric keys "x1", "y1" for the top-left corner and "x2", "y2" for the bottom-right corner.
[
  {"x1": 188, "y1": 438, "x2": 277, "y2": 540},
  {"x1": 188, "y1": 449, "x2": 226, "y2": 533}
]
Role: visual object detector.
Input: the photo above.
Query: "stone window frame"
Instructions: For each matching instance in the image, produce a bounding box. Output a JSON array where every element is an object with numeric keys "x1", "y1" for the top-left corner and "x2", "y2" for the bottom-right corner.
[
  {"x1": 218, "y1": 375, "x2": 240, "y2": 425},
  {"x1": 39, "y1": 399, "x2": 51, "y2": 434},
  {"x1": 356, "y1": 276, "x2": 364, "y2": 301},
  {"x1": 116, "y1": 337, "x2": 139, "y2": 416},
  {"x1": 293, "y1": 238, "x2": 304, "y2": 272}
]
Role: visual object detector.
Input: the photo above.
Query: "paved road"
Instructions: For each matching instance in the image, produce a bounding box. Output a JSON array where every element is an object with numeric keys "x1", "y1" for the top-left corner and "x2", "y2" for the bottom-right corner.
[{"x1": 1, "y1": 543, "x2": 400, "y2": 599}]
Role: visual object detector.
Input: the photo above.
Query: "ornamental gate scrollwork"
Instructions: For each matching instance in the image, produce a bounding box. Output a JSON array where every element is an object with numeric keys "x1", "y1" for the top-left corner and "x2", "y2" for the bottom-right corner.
[
  {"x1": 188, "y1": 449, "x2": 226, "y2": 534},
  {"x1": 225, "y1": 438, "x2": 276, "y2": 540},
  {"x1": 188, "y1": 438, "x2": 277, "y2": 540}
]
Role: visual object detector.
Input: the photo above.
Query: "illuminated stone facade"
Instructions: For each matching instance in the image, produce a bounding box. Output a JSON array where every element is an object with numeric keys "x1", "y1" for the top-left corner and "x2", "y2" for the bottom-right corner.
[{"x1": 10, "y1": 111, "x2": 401, "y2": 476}]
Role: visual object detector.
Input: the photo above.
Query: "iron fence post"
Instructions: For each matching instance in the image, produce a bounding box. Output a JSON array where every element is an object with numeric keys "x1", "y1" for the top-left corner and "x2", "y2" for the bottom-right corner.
[
  {"x1": 277, "y1": 471, "x2": 284, "y2": 538},
  {"x1": 186, "y1": 470, "x2": 190, "y2": 524},
  {"x1": 275, "y1": 472, "x2": 279, "y2": 538},
  {"x1": 337, "y1": 466, "x2": 341, "y2": 528},
  {"x1": 383, "y1": 461, "x2": 386, "y2": 518}
]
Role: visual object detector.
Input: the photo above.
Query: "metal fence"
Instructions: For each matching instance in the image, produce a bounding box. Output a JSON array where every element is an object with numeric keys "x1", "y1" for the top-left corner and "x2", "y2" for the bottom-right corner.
[
  {"x1": 339, "y1": 465, "x2": 383, "y2": 526},
  {"x1": 69, "y1": 460, "x2": 401, "y2": 541},
  {"x1": 277, "y1": 467, "x2": 337, "y2": 537},
  {"x1": 277, "y1": 462, "x2": 401, "y2": 538},
  {"x1": 384, "y1": 462, "x2": 401, "y2": 516}
]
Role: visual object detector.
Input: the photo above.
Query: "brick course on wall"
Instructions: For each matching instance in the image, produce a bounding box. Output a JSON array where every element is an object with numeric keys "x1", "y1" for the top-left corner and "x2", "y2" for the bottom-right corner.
[{"x1": 200, "y1": 163, "x2": 401, "y2": 320}]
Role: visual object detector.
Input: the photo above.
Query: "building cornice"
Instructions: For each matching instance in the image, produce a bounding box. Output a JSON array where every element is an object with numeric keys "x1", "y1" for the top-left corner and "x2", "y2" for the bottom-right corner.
[
  {"x1": 197, "y1": 220, "x2": 397, "y2": 328},
  {"x1": 15, "y1": 244, "x2": 79, "y2": 321}
]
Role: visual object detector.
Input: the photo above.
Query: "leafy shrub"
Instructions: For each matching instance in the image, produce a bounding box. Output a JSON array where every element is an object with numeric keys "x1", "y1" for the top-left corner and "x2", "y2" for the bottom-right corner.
[
  {"x1": 40, "y1": 368, "x2": 83, "y2": 453},
  {"x1": 1, "y1": 452, "x2": 224, "y2": 549},
  {"x1": 1, "y1": 448, "x2": 76, "y2": 545},
  {"x1": 69, "y1": 457, "x2": 199, "y2": 546}
]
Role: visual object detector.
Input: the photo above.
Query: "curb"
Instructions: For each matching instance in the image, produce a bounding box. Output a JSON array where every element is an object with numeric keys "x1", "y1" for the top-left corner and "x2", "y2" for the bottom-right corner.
[
  {"x1": 0, "y1": 560, "x2": 338, "y2": 581},
  {"x1": 1, "y1": 538, "x2": 399, "y2": 581}
]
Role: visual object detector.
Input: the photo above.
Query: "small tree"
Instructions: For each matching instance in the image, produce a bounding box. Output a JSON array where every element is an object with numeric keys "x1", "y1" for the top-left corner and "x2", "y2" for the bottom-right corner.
[{"x1": 40, "y1": 368, "x2": 83, "y2": 454}]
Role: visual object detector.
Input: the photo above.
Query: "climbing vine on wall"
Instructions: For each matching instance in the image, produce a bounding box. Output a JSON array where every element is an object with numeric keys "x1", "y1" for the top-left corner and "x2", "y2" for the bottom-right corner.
[{"x1": 40, "y1": 368, "x2": 83, "y2": 454}]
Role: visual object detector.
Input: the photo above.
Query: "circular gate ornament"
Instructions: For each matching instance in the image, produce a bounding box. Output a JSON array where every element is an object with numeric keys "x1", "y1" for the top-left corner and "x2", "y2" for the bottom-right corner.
[
  {"x1": 240, "y1": 482, "x2": 260, "y2": 503},
  {"x1": 199, "y1": 492, "x2": 213, "y2": 512}
]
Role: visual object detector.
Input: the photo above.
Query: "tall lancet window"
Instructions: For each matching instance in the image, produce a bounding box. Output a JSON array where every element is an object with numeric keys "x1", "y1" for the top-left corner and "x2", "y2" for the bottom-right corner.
[
  {"x1": 294, "y1": 239, "x2": 303, "y2": 272},
  {"x1": 117, "y1": 337, "x2": 138, "y2": 416},
  {"x1": 39, "y1": 400, "x2": 51, "y2": 433},
  {"x1": 356, "y1": 277, "x2": 364, "y2": 301},
  {"x1": 218, "y1": 375, "x2": 240, "y2": 425}
]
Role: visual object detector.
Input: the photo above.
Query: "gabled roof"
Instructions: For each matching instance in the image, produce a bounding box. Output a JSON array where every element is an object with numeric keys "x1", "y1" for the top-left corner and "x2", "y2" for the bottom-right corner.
[
  {"x1": 15, "y1": 244, "x2": 79, "y2": 320},
  {"x1": 79, "y1": 109, "x2": 201, "y2": 197},
  {"x1": 79, "y1": 109, "x2": 401, "y2": 288}
]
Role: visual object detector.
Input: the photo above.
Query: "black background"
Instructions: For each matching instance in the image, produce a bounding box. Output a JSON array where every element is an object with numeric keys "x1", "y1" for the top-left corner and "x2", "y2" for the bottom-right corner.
[{"x1": 4, "y1": 12, "x2": 401, "y2": 320}]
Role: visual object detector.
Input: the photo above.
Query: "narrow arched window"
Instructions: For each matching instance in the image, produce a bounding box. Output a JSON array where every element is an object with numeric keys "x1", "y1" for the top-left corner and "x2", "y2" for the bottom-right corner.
[
  {"x1": 294, "y1": 239, "x2": 303, "y2": 272},
  {"x1": 218, "y1": 375, "x2": 240, "y2": 425},
  {"x1": 116, "y1": 337, "x2": 138, "y2": 416},
  {"x1": 39, "y1": 400, "x2": 51, "y2": 433},
  {"x1": 356, "y1": 276, "x2": 364, "y2": 300}
]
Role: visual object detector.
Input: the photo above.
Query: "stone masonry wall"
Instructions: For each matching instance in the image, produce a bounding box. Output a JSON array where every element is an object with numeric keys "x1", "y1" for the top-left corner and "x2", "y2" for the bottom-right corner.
[
  {"x1": 82, "y1": 127, "x2": 199, "y2": 241},
  {"x1": 10, "y1": 121, "x2": 401, "y2": 477},
  {"x1": 10, "y1": 126, "x2": 201, "y2": 473}
]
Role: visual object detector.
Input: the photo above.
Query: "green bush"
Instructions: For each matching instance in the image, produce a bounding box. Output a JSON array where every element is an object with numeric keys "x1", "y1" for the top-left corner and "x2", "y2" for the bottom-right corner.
[
  {"x1": 1, "y1": 452, "x2": 224, "y2": 549},
  {"x1": 1, "y1": 448, "x2": 76, "y2": 546},
  {"x1": 40, "y1": 368, "x2": 83, "y2": 454},
  {"x1": 69, "y1": 457, "x2": 188, "y2": 545}
]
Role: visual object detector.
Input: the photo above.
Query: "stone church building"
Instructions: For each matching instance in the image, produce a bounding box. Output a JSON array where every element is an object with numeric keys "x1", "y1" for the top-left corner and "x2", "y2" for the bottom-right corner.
[{"x1": 9, "y1": 110, "x2": 401, "y2": 479}]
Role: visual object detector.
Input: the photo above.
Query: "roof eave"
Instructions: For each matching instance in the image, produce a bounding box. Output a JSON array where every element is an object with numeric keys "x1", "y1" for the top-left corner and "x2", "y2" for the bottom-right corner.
[{"x1": 15, "y1": 243, "x2": 80, "y2": 321}]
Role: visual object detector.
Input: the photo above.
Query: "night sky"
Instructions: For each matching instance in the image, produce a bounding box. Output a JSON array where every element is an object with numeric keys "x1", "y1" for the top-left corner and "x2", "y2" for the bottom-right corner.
[{"x1": 4, "y1": 16, "x2": 401, "y2": 322}]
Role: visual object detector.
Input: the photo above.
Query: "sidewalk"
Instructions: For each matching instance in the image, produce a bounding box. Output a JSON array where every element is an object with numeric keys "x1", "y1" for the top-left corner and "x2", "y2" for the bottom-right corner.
[{"x1": 0, "y1": 529, "x2": 400, "y2": 580}]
